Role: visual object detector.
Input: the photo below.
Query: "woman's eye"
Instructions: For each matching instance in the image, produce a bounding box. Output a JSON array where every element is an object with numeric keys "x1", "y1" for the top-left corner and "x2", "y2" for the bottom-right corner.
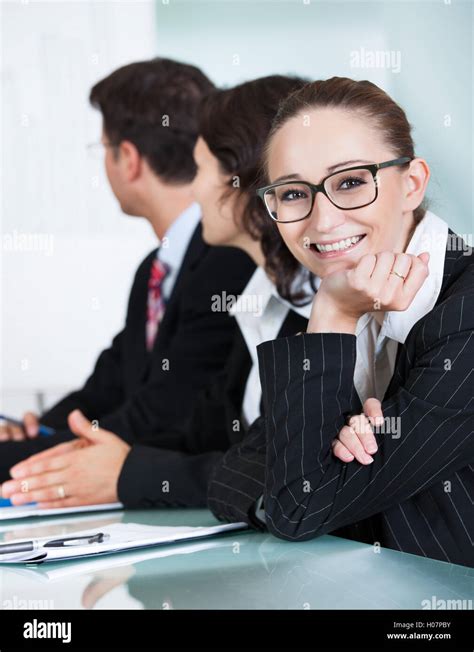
[
  {"x1": 338, "y1": 176, "x2": 366, "y2": 191},
  {"x1": 280, "y1": 189, "x2": 307, "y2": 202}
]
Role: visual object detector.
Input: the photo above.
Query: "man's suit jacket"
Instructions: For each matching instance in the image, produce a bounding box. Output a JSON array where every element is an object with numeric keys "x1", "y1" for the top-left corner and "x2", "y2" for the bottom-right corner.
[
  {"x1": 208, "y1": 234, "x2": 474, "y2": 567},
  {"x1": 116, "y1": 309, "x2": 308, "y2": 508},
  {"x1": 0, "y1": 224, "x2": 255, "y2": 480}
]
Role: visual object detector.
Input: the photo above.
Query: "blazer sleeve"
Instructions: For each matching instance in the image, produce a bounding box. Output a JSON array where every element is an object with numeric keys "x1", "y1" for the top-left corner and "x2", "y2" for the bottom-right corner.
[
  {"x1": 257, "y1": 291, "x2": 474, "y2": 541},
  {"x1": 39, "y1": 253, "x2": 155, "y2": 430},
  {"x1": 207, "y1": 415, "x2": 267, "y2": 529},
  {"x1": 117, "y1": 444, "x2": 223, "y2": 508}
]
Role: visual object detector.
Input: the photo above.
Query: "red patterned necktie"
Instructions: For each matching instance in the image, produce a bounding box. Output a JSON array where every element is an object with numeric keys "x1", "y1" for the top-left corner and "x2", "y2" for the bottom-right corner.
[{"x1": 146, "y1": 258, "x2": 169, "y2": 351}]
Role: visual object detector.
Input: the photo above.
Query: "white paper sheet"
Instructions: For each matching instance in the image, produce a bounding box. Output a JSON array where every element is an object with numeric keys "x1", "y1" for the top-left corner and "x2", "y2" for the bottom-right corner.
[{"x1": 0, "y1": 521, "x2": 248, "y2": 564}]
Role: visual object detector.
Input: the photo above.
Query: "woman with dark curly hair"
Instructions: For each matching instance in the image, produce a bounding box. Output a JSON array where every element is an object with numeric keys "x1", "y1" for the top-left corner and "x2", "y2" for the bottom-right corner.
[
  {"x1": 195, "y1": 75, "x2": 311, "y2": 306},
  {"x1": 190, "y1": 75, "x2": 317, "y2": 500}
]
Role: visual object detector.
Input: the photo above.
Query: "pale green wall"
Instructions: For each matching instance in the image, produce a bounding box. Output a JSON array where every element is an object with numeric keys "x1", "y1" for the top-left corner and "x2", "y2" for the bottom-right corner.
[{"x1": 155, "y1": 0, "x2": 473, "y2": 236}]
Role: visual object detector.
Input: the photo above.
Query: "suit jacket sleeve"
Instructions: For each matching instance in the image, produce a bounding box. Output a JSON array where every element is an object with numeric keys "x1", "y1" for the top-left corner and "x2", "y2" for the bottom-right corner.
[
  {"x1": 38, "y1": 252, "x2": 156, "y2": 429},
  {"x1": 117, "y1": 444, "x2": 223, "y2": 508},
  {"x1": 257, "y1": 291, "x2": 474, "y2": 540},
  {"x1": 207, "y1": 415, "x2": 267, "y2": 529}
]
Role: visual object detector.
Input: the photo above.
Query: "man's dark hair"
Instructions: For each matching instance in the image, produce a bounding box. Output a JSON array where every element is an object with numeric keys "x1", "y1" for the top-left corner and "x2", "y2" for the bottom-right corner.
[{"x1": 90, "y1": 58, "x2": 215, "y2": 183}]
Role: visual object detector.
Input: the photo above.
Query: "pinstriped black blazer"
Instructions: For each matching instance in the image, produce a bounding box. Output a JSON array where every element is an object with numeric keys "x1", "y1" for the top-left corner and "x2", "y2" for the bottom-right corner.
[{"x1": 208, "y1": 233, "x2": 474, "y2": 567}]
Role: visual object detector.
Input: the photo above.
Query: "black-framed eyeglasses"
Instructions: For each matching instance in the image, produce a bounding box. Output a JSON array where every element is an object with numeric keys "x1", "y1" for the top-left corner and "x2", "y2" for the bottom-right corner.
[{"x1": 256, "y1": 157, "x2": 412, "y2": 223}]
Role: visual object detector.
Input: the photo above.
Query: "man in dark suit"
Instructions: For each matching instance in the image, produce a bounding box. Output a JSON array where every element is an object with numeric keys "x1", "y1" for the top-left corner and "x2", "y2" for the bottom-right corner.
[{"x1": 0, "y1": 59, "x2": 254, "y2": 485}]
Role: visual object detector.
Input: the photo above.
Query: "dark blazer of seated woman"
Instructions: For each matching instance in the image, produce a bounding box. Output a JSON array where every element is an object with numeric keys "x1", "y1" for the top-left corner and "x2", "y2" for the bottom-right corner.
[{"x1": 207, "y1": 77, "x2": 474, "y2": 567}]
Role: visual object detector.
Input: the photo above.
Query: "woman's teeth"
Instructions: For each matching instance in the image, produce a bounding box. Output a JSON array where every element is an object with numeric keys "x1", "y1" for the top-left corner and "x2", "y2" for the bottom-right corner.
[{"x1": 315, "y1": 234, "x2": 364, "y2": 253}]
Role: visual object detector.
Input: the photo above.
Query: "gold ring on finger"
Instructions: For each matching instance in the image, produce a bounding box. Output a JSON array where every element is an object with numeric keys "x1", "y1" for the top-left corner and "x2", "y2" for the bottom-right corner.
[{"x1": 390, "y1": 270, "x2": 406, "y2": 280}]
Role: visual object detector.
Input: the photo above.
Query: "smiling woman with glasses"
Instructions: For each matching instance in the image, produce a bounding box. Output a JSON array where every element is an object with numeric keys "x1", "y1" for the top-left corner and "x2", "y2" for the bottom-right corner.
[{"x1": 208, "y1": 77, "x2": 474, "y2": 567}]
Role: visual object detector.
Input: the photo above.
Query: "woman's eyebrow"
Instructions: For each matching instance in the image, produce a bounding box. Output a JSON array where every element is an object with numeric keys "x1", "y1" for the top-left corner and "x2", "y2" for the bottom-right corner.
[
  {"x1": 271, "y1": 159, "x2": 375, "y2": 184},
  {"x1": 327, "y1": 159, "x2": 373, "y2": 173},
  {"x1": 271, "y1": 173, "x2": 301, "y2": 183}
]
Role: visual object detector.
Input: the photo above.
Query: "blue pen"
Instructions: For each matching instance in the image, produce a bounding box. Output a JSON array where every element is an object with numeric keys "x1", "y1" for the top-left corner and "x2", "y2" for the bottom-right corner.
[{"x1": 0, "y1": 414, "x2": 56, "y2": 437}]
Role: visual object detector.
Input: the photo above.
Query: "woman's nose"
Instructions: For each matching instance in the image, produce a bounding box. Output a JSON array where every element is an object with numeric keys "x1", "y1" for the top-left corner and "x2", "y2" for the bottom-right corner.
[{"x1": 307, "y1": 192, "x2": 346, "y2": 233}]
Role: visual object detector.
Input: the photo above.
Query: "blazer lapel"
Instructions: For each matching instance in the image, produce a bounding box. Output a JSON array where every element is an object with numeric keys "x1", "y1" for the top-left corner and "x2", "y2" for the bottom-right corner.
[
  {"x1": 438, "y1": 230, "x2": 472, "y2": 298},
  {"x1": 124, "y1": 250, "x2": 157, "y2": 394},
  {"x1": 162, "y1": 222, "x2": 207, "y2": 314},
  {"x1": 140, "y1": 224, "x2": 207, "y2": 381}
]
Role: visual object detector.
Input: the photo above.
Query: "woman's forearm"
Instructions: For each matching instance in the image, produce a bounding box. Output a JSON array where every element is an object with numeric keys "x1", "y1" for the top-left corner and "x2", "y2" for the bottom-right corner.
[{"x1": 307, "y1": 296, "x2": 359, "y2": 335}]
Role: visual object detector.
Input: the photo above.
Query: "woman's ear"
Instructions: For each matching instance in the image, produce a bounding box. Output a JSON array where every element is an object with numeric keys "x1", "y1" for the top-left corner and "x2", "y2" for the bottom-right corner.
[{"x1": 402, "y1": 157, "x2": 430, "y2": 212}]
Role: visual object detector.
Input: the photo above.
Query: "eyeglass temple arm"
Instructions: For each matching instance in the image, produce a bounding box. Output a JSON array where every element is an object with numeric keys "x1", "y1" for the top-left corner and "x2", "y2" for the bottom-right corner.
[{"x1": 376, "y1": 156, "x2": 412, "y2": 170}]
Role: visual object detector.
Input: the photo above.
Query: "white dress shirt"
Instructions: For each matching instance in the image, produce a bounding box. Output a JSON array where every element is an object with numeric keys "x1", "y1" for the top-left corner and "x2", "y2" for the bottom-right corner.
[
  {"x1": 230, "y1": 267, "x2": 313, "y2": 428},
  {"x1": 157, "y1": 201, "x2": 202, "y2": 301}
]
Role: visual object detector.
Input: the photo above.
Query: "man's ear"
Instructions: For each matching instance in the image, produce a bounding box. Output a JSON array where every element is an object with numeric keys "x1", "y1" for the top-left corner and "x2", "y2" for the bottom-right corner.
[
  {"x1": 403, "y1": 157, "x2": 430, "y2": 212},
  {"x1": 118, "y1": 140, "x2": 142, "y2": 182}
]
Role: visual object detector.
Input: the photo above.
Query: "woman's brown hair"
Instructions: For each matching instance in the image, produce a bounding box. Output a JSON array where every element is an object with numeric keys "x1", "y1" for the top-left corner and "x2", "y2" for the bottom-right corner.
[
  {"x1": 263, "y1": 77, "x2": 427, "y2": 299},
  {"x1": 198, "y1": 75, "x2": 312, "y2": 304}
]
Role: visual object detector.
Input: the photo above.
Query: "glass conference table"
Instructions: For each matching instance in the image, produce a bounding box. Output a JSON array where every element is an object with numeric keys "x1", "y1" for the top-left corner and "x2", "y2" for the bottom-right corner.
[{"x1": 0, "y1": 508, "x2": 471, "y2": 610}]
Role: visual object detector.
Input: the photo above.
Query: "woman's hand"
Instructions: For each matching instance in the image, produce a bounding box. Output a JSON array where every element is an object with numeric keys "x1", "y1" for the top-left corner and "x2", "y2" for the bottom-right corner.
[
  {"x1": 1, "y1": 410, "x2": 131, "y2": 508},
  {"x1": 332, "y1": 398, "x2": 383, "y2": 464},
  {"x1": 308, "y1": 251, "x2": 430, "y2": 333}
]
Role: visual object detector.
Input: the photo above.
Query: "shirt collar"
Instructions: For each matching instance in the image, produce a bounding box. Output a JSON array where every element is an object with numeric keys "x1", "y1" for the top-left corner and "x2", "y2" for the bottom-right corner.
[
  {"x1": 229, "y1": 266, "x2": 313, "y2": 321},
  {"x1": 157, "y1": 202, "x2": 201, "y2": 273}
]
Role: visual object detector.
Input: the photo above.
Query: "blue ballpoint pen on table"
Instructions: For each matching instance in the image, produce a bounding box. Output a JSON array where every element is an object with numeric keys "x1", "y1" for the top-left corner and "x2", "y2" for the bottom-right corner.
[{"x1": 0, "y1": 414, "x2": 56, "y2": 437}]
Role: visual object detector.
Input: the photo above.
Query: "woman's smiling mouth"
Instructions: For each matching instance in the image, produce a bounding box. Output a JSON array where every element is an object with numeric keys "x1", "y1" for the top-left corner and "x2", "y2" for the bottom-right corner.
[{"x1": 309, "y1": 233, "x2": 367, "y2": 258}]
